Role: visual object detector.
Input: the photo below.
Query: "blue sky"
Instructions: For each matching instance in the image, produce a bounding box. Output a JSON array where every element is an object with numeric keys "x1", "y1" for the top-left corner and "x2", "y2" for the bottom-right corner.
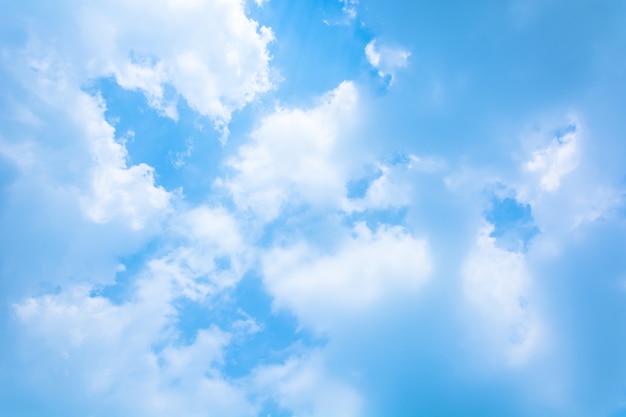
[{"x1": 1, "y1": 0, "x2": 626, "y2": 416}]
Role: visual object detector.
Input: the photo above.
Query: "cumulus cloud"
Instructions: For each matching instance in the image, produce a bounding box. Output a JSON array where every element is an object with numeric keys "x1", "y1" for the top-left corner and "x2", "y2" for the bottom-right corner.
[
  {"x1": 462, "y1": 224, "x2": 544, "y2": 366},
  {"x1": 11, "y1": 204, "x2": 257, "y2": 416},
  {"x1": 262, "y1": 222, "x2": 432, "y2": 331},
  {"x1": 219, "y1": 81, "x2": 360, "y2": 221},
  {"x1": 219, "y1": 81, "x2": 434, "y2": 222},
  {"x1": 525, "y1": 127, "x2": 579, "y2": 192},
  {"x1": 0, "y1": 62, "x2": 172, "y2": 232},
  {"x1": 14, "y1": 284, "x2": 256, "y2": 417},
  {"x1": 77, "y1": 93, "x2": 171, "y2": 230},
  {"x1": 8, "y1": 0, "x2": 274, "y2": 136},
  {"x1": 0, "y1": 0, "x2": 281, "y2": 296},
  {"x1": 365, "y1": 40, "x2": 411, "y2": 83},
  {"x1": 86, "y1": 0, "x2": 274, "y2": 133},
  {"x1": 0, "y1": 52, "x2": 177, "y2": 296}
]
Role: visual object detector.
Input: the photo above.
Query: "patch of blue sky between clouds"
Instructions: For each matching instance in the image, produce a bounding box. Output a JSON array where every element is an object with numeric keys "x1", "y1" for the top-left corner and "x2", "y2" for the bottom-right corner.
[
  {"x1": 486, "y1": 195, "x2": 539, "y2": 252},
  {"x1": 85, "y1": 77, "x2": 222, "y2": 205},
  {"x1": 185, "y1": 271, "x2": 324, "y2": 378},
  {"x1": 250, "y1": 0, "x2": 374, "y2": 105}
]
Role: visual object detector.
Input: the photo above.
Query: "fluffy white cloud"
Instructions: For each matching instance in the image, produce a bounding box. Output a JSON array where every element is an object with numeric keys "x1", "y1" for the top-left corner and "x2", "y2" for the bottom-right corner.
[
  {"x1": 219, "y1": 81, "x2": 360, "y2": 221},
  {"x1": 14, "y1": 283, "x2": 256, "y2": 417},
  {"x1": 525, "y1": 127, "x2": 578, "y2": 192},
  {"x1": 219, "y1": 81, "x2": 434, "y2": 222},
  {"x1": 0, "y1": 54, "x2": 177, "y2": 296},
  {"x1": 0, "y1": 0, "x2": 278, "y2": 300},
  {"x1": 262, "y1": 222, "x2": 432, "y2": 331},
  {"x1": 0, "y1": 66, "x2": 172, "y2": 232},
  {"x1": 8, "y1": 0, "x2": 274, "y2": 135},
  {"x1": 462, "y1": 225, "x2": 544, "y2": 366},
  {"x1": 77, "y1": 93, "x2": 172, "y2": 230},
  {"x1": 173, "y1": 205, "x2": 245, "y2": 254},
  {"x1": 86, "y1": 0, "x2": 274, "y2": 133},
  {"x1": 11, "y1": 204, "x2": 257, "y2": 416},
  {"x1": 365, "y1": 40, "x2": 411, "y2": 83}
]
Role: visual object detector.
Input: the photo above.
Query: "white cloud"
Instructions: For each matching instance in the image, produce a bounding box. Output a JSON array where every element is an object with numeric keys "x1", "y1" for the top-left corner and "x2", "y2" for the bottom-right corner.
[
  {"x1": 444, "y1": 115, "x2": 622, "y2": 252},
  {"x1": 150, "y1": 206, "x2": 250, "y2": 300},
  {"x1": 76, "y1": 93, "x2": 172, "y2": 230},
  {"x1": 11, "y1": 203, "x2": 257, "y2": 416},
  {"x1": 343, "y1": 155, "x2": 444, "y2": 212},
  {"x1": 462, "y1": 224, "x2": 544, "y2": 366},
  {"x1": 365, "y1": 40, "x2": 411, "y2": 83},
  {"x1": 219, "y1": 81, "x2": 360, "y2": 221},
  {"x1": 0, "y1": 4, "x2": 280, "y2": 412},
  {"x1": 347, "y1": 163, "x2": 412, "y2": 210},
  {"x1": 513, "y1": 118, "x2": 625, "y2": 242},
  {"x1": 9, "y1": 0, "x2": 274, "y2": 136},
  {"x1": 0, "y1": 54, "x2": 177, "y2": 294},
  {"x1": 114, "y1": 59, "x2": 177, "y2": 119},
  {"x1": 0, "y1": 43, "x2": 173, "y2": 233},
  {"x1": 219, "y1": 82, "x2": 435, "y2": 221},
  {"x1": 252, "y1": 352, "x2": 362, "y2": 417},
  {"x1": 13, "y1": 282, "x2": 256, "y2": 417},
  {"x1": 173, "y1": 205, "x2": 245, "y2": 254},
  {"x1": 262, "y1": 222, "x2": 432, "y2": 331},
  {"x1": 89, "y1": 0, "x2": 274, "y2": 134},
  {"x1": 525, "y1": 128, "x2": 578, "y2": 192},
  {"x1": 364, "y1": 43, "x2": 381, "y2": 68}
]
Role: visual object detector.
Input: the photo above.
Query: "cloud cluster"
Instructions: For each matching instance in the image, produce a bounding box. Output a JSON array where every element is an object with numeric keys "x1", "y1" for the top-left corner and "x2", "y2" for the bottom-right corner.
[
  {"x1": 220, "y1": 81, "x2": 360, "y2": 221},
  {"x1": 10, "y1": 203, "x2": 258, "y2": 416},
  {"x1": 77, "y1": 93, "x2": 172, "y2": 230},
  {"x1": 5, "y1": 0, "x2": 274, "y2": 134},
  {"x1": 14, "y1": 282, "x2": 256, "y2": 417}
]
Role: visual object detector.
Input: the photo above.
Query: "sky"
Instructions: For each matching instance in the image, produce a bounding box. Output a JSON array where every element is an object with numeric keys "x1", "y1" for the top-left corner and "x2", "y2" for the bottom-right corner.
[{"x1": 1, "y1": 0, "x2": 626, "y2": 416}]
